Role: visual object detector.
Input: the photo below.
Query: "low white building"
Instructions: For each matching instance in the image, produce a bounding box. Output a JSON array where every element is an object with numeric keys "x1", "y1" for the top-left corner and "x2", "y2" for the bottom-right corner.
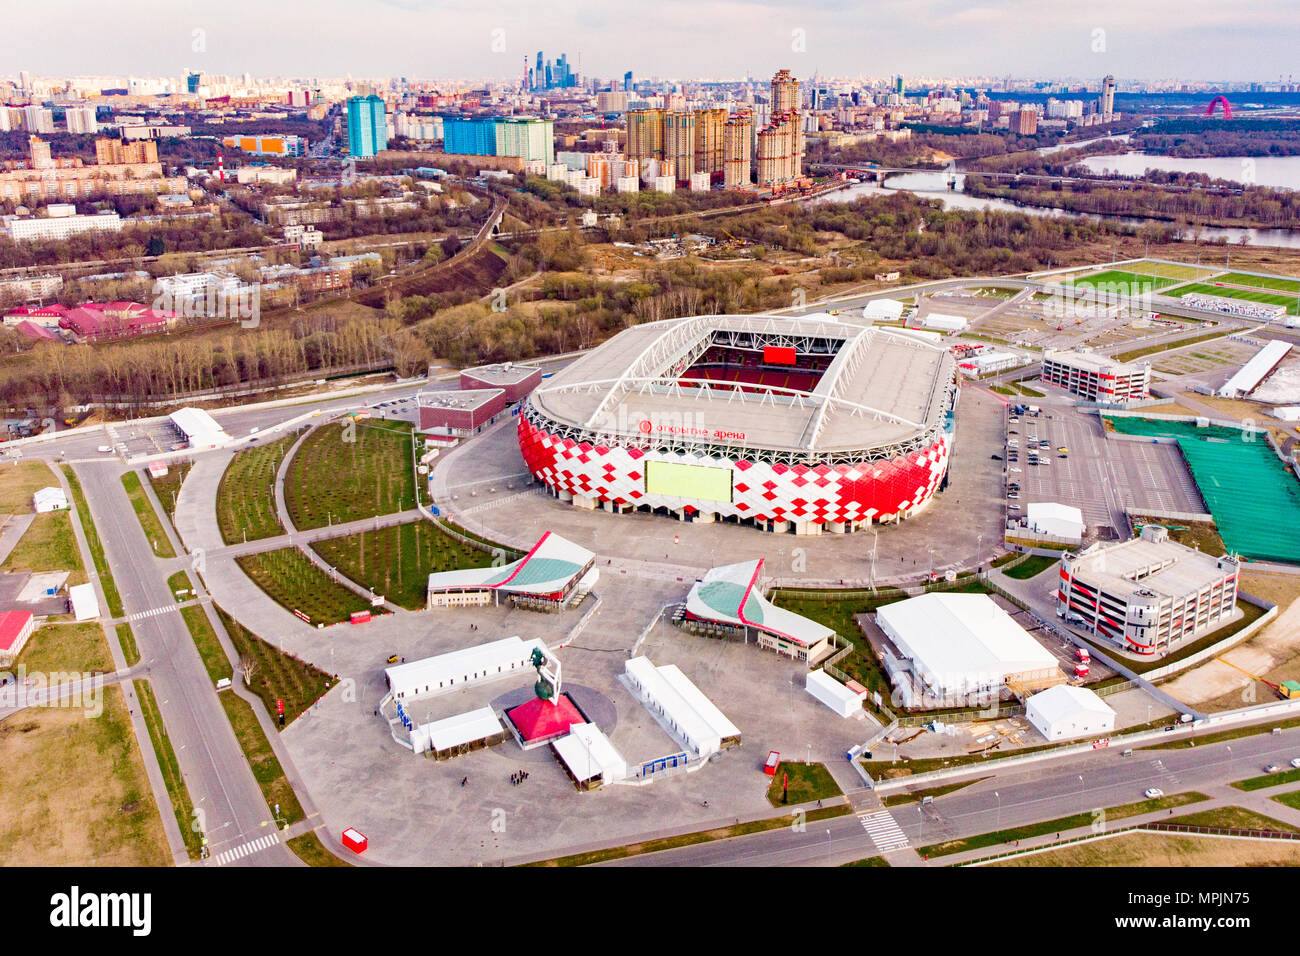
[
  {"x1": 805, "y1": 668, "x2": 863, "y2": 717},
  {"x1": 408, "y1": 706, "x2": 508, "y2": 758},
  {"x1": 1026, "y1": 685, "x2": 1116, "y2": 741},
  {"x1": 625, "y1": 656, "x2": 741, "y2": 758},
  {"x1": 385, "y1": 636, "x2": 546, "y2": 702},
  {"x1": 33, "y1": 486, "x2": 68, "y2": 513},
  {"x1": 1027, "y1": 502, "x2": 1085, "y2": 543},
  {"x1": 69, "y1": 582, "x2": 100, "y2": 622},
  {"x1": 169, "y1": 407, "x2": 229, "y2": 449},
  {"x1": 921, "y1": 312, "x2": 968, "y2": 332},
  {"x1": 552, "y1": 722, "x2": 629, "y2": 788}
]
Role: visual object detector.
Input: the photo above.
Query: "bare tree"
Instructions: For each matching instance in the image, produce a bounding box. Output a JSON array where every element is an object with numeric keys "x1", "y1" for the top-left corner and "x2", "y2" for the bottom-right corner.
[{"x1": 240, "y1": 656, "x2": 257, "y2": 687}]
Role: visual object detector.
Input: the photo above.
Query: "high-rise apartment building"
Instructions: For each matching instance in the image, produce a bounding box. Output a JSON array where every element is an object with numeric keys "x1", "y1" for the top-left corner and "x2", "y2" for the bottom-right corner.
[
  {"x1": 95, "y1": 137, "x2": 158, "y2": 165},
  {"x1": 722, "y1": 112, "x2": 753, "y2": 188},
  {"x1": 693, "y1": 108, "x2": 726, "y2": 177},
  {"x1": 347, "y1": 94, "x2": 388, "y2": 158},
  {"x1": 28, "y1": 136, "x2": 52, "y2": 170},
  {"x1": 756, "y1": 69, "x2": 804, "y2": 188},
  {"x1": 23, "y1": 106, "x2": 55, "y2": 134},
  {"x1": 663, "y1": 112, "x2": 696, "y2": 184},
  {"x1": 627, "y1": 108, "x2": 665, "y2": 163},
  {"x1": 64, "y1": 106, "x2": 98, "y2": 134},
  {"x1": 1100, "y1": 75, "x2": 1116, "y2": 121}
]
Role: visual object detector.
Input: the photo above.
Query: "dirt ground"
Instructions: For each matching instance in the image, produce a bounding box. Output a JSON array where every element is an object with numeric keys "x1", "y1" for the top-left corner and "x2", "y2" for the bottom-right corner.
[
  {"x1": 0, "y1": 685, "x2": 169, "y2": 866},
  {"x1": 1162, "y1": 573, "x2": 1300, "y2": 709},
  {"x1": 993, "y1": 831, "x2": 1300, "y2": 867}
]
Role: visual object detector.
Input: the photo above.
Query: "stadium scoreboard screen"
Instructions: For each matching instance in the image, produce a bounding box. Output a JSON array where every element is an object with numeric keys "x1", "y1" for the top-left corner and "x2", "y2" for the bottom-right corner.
[{"x1": 644, "y1": 461, "x2": 733, "y2": 504}]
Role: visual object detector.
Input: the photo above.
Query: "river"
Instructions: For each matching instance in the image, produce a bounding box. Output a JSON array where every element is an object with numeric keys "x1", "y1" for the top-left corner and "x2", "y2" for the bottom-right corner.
[
  {"x1": 811, "y1": 170, "x2": 1300, "y2": 249},
  {"x1": 1077, "y1": 153, "x2": 1300, "y2": 190}
]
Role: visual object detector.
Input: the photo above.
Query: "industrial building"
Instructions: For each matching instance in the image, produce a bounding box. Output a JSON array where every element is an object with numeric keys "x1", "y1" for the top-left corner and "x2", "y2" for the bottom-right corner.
[
  {"x1": 1026, "y1": 685, "x2": 1116, "y2": 742},
  {"x1": 680, "y1": 559, "x2": 834, "y2": 663},
  {"x1": 416, "y1": 389, "x2": 506, "y2": 437},
  {"x1": 384, "y1": 636, "x2": 548, "y2": 702},
  {"x1": 425, "y1": 531, "x2": 596, "y2": 609},
  {"x1": 875, "y1": 592, "x2": 1060, "y2": 703},
  {"x1": 459, "y1": 362, "x2": 543, "y2": 403},
  {"x1": 1058, "y1": 525, "x2": 1241, "y2": 656},
  {"x1": 624, "y1": 656, "x2": 740, "y2": 758},
  {"x1": 1041, "y1": 349, "x2": 1151, "y2": 404}
]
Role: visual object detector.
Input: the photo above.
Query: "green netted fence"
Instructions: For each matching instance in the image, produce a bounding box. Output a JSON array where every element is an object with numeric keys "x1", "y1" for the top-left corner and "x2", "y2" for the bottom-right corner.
[{"x1": 1105, "y1": 417, "x2": 1300, "y2": 564}]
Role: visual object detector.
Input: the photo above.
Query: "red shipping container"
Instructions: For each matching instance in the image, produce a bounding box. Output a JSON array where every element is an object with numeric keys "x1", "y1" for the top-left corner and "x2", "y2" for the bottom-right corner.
[
  {"x1": 764, "y1": 750, "x2": 780, "y2": 776},
  {"x1": 763, "y1": 345, "x2": 797, "y2": 366},
  {"x1": 341, "y1": 827, "x2": 368, "y2": 853},
  {"x1": 350, "y1": 610, "x2": 371, "y2": 625}
]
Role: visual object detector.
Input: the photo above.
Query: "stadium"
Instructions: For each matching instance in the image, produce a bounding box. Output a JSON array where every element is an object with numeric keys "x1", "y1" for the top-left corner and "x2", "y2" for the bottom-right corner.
[{"x1": 518, "y1": 313, "x2": 958, "y2": 534}]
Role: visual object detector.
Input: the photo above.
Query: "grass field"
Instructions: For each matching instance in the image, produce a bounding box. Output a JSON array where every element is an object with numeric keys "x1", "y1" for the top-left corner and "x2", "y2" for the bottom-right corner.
[
  {"x1": 765, "y1": 762, "x2": 843, "y2": 807},
  {"x1": 236, "y1": 546, "x2": 381, "y2": 626},
  {"x1": 0, "y1": 459, "x2": 56, "y2": 511},
  {"x1": 1130, "y1": 516, "x2": 1225, "y2": 557},
  {"x1": 1272, "y1": 790, "x2": 1300, "y2": 812},
  {"x1": 181, "y1": 604, "x2": 233, "y2": 684},
  {"x1": 1177, "y1": 282, "x2": 1300, "y2": 314},
  {"x1": 287, "y1": 832, "x2": 353, "y2": 866},
  {"x1": 0, "y1": 685, "x2": 169, "y2": 866},
  {"x1": 117, "y1": 623, "x2": 139, "y2": 668},
  {"x1": 136, "y1": 678, "x2": 202, "y2": 859},
  {"x1": 145, "y1": 460, "x2": 193, "y2": 533},
  {"x1": 16, "y1": 621, "x2": 115, "y2": 673},
  {"x1": 216, "y1": 432, "x2": 300, "y2": 545},
  {"x1": 309, "y1": 520, "x2": 495, "y2": 610},
  {"x1": 285, "y1": 419, "x2": 416, "y2": 531},
  {"x1": 216, "y1": 605, "x2": 334, "y2": 726},
  {"x1": 61, "y1": 466, "x2": 124, "y2": 619},
  {"x1": 1219, "y1": 271, "x2": 1300, "y2": 294},
  {"x1": 1002, "y1": 555, "x2": 1058, "y2": 580},
  {"x1": 1231, "y1": 767, "x2": 1300, "y2": 792},
  {"x1": 992, "y1": 831, "x2": 1300, "y2": 866},
  {"x1": 1064, "y1": 269, "x2": 1183, "y2": 292},
  {"x1": 841, "y1": 855, "x2": 890, "y2": 867},
  {"x1": 1113, "y1": 328, "x2": 1232, "y2": 362},
  {"x1": 1169, "y1": 805, "x2": 1299, "y2": 832},
  {"x1": 219, "y1": 691, "x2": 304, "y2": 825},
  {"x1": 168, "y1": 569, "x2": 193, "y2": 599},
  {"x1": 121, "y1": 470, "x2": 176, "y2": 559},
  {"x1": 523, "y1": 805, "x2": 852, "y2": 866},
  {"x1": 882, "y1": 777, "x2": 989, "y2": 807},
  {"x1": 0, "y1": 509, "x2": 87, "y2": 586}
]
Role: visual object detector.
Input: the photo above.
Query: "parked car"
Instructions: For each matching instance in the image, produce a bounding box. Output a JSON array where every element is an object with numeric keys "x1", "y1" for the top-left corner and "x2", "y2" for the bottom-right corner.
[
  {"x1": 1144, "y1": 788, "x2": 1164, "y2": 799},
  {"x1": 1266, "y1": 764, "x2": 1282, "y2": 774},
  {"x1": 1290, "y1": 757, "x2": 1300, "y2": 769}
]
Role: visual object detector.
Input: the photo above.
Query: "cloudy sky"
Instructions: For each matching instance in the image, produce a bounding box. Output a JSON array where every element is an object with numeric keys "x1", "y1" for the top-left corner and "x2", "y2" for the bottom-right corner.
[{"x1": 5, "y1": 0, "x2": 1296, "y2": 84}]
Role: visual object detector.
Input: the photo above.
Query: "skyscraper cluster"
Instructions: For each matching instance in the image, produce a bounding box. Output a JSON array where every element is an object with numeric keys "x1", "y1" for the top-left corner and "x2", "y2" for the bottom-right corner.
[{"x1": 530, "y1": 52, "x2": 578, "y2": 91}]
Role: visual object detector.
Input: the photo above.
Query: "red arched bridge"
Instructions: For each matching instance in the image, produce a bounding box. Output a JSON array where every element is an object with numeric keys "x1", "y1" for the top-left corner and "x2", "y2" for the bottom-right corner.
[{"x1": 1205, "y1": 96, "x2": 1233, "y2": 119}]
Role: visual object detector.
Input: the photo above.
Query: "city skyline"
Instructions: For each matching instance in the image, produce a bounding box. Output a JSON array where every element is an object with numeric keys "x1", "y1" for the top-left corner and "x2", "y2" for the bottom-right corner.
[{"x1": 3, "y1": 0, "x2": 1298, "y2": 85}]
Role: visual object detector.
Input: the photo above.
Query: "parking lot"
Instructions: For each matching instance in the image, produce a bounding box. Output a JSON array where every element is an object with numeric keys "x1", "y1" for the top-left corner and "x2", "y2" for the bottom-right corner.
[
  {"x1": 114, "y1": 418, "x2": 189, "y2": 459},
  {"x1": 998, "y1": 398, "x2": 1205, "y2": 538}
]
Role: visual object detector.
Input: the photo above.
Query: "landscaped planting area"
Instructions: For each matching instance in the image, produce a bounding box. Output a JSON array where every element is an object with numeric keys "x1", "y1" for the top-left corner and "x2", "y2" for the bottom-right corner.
[
  {"x1": 216, "y1": 605, "x2": 334, "y2": 725},
  {"x1": 146, "y1": 459, "x2": 193, "y2": 531},
  {"x1": 236, "y1": 547, "x2": 381, "y2": 627},
  {"x1": 285, "y1": 419, "x2": 416, "y2": 531},
  {"x1": 310, "y1": 520, "x2": 495, "y2": 610},
  {"x1": 216, "y1": 432, "x2": 302, "y2": 545}
]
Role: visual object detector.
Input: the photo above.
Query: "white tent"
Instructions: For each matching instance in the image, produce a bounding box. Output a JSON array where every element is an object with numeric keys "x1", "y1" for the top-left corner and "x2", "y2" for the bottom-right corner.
[
  {"x1": 32, "y1": 487, "x2": 68, "y2": 513},
  {"x1": 68, "y1": 582, "x2": 99, "y2": 622},
  {"x1": 875, "y1": 593, "x2": 1058, "y2": 699},
  {"x1": 1028, "y1": 502, "x2": 1085, "y2": 542},
  {"x1": 921, "y1": 312, "x2": 968, "y2": 332},
  {"x1": 1026, "y1": 685, "x2": 1115, "y2": 741},
  {"x1": 863, "y1": 298, "x2": 904, "y2": 322},
  {"x1": 409, "y1": 707, "x2": 505, "y2": 756},
  {"x1": 386, "y1": 636, "x2": 546, "y2": 701},
  {"x1": 169, "y1": 407, "x2": 228, "y2": 449}
]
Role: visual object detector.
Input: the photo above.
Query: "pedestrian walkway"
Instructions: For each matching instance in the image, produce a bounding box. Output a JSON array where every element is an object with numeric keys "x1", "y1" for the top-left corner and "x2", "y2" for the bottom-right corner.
[
  {"x1": 126, "y1": 603, "x2": 181, "y2": 623},
  {"x1": 209, "y1": 829, "x2": 283, "y2": 866},
  {"x1": 857, "y1": 809, "x2": 910, "y2": 852}
]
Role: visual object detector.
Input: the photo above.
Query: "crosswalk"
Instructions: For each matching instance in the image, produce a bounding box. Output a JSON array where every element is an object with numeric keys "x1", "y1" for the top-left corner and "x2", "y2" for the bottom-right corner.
[
  {"x1": 210, "y1": 830, "x2": 283, "y2": 866},
  {"x1": 857, "y1": 809, "x2": 910, "y2": 852},
  {"x1": 127, "y1": 604, "x2": 180, "y2": 623}
]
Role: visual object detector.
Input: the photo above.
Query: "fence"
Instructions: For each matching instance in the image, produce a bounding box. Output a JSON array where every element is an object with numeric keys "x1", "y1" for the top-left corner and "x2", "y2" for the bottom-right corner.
[{"x1": 895, "y1": 703, "x2": 1024, "y2": 727}]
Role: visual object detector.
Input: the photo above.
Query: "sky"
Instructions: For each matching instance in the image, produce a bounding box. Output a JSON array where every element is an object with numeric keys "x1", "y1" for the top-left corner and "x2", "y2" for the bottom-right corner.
[{"x1": 4, "y1": 0, "x2": 1297, "y2": 85}]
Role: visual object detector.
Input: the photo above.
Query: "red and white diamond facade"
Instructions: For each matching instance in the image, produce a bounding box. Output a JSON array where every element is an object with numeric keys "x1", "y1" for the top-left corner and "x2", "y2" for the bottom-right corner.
[{"x1": 519, "y1": 314, "x2": 958, "y2": 533}]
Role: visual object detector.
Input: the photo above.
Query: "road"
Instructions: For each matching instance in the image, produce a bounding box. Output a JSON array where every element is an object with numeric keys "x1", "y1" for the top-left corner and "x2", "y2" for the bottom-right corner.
[{"x1": 608, "y1": 721, "x2": 1300, "y2": 866}]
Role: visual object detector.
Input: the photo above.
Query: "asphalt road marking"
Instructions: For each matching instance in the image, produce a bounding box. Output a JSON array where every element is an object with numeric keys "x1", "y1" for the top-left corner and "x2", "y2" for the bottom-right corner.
[
  {"x1": 211, "y1": 830, "x2": 283, "y2": 866},
  {"x1": 126, "y1": 604, "x2": 180, "y2": 623},
  {"x1": 857, "y1": 809, "x2": 910, "y2": 852}
]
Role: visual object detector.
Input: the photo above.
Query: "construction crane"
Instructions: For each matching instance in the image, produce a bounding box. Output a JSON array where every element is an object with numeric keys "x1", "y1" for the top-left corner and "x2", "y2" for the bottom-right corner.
[{"x1": 1215, "y1": 657, "x2": 1285, "y2": 699}]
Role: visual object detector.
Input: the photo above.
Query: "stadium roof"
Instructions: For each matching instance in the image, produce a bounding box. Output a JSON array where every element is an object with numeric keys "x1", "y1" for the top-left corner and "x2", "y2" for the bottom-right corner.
[
  {"x1": 527, "y1": 313, "x2": 955, "y2": 458},
  {"x1": 685, "y1": 559, "x2": 833, "y2": 648},
  {"x1": 425, "y1": 530, "x2": 594, "y2": 596}
]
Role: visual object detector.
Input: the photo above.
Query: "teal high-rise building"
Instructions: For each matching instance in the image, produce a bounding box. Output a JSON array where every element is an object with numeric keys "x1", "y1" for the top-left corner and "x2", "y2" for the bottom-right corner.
[{"x1": 347, "y1": 95, "x2": 388, "y2": 157}]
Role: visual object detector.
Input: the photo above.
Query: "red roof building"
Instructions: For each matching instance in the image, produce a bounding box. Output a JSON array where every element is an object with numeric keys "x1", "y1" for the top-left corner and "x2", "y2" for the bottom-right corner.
[
  {"x1": 505, "y1": 693, "x2": 586, "y2": 743},
  {"x1": 0, "y1": 610, "x2": 35, "y2": 665}
]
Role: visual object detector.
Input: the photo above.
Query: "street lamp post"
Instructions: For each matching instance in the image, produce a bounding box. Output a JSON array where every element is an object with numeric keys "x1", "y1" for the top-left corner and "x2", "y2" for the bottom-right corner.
[
  {"x1": 870, "y1": 528, "x2": 879, "y2": 590},
  {"x1": 994, "y1": 790, "x2": 1001, "y2": 831}
]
